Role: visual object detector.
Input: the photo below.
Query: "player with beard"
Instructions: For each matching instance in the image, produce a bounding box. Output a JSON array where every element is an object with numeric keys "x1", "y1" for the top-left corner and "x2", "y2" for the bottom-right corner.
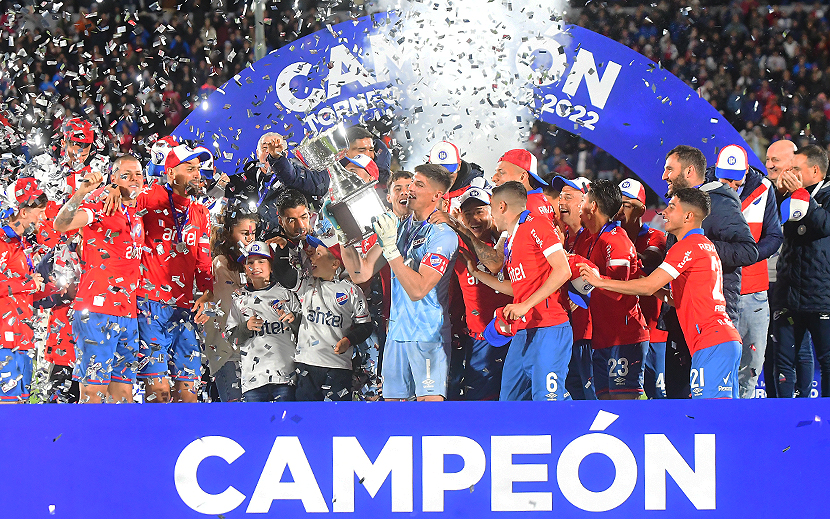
[
  {"x1": 0, "y1": 178, "x2": 47, "y2": 402},
  {"x1": 579, "y1": 188, "x2": 741, "y2": 399},
  {"x1": 134, "y1": 145, "x2": 214, "y2": 403},
  {"x1": 452, "y1": 186, "x2": 513, "y2": 400},
  {"x1": 457, "y1": 149, "x2": 555, "y2": 275},
  {"x1": 660, "y1": 145, "x2": 756, "y2": 398},
  {"x1": 53, "y1": 156, "x2": 145, "y2": 403}
]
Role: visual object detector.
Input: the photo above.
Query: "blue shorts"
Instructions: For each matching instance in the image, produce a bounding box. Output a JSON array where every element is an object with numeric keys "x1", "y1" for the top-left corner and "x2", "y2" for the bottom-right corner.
[
  {"x1": 690, "y1": 340, "x2": 741, "y2": 399},
  {"x1": 644, "y1": 341, "x2": 667, "y2": 399},
  {"x1": 593, "y1": 342, "x2": 647, "y2": 397},
  {"x1": 73, "y1": 312, "x2": 139, "y2": 385},
  {"x1": 382, "y1": 340, "x2": 449, "y2": 399},
  {"x1": 566, "y1": 339, "x2": 596, "y2": 400},
  {"x1": 500, "y1": 322, "x2": 572, "y2": 401},
  {"x1": 137, "y1": 299, "x2": 202, "y2": 382},
  {"x1": 0, "y1": 349, "x2": 33, "y2": 401},
  {"x1": 461, "y1": 335, "x2": 508, "y2": 401}
]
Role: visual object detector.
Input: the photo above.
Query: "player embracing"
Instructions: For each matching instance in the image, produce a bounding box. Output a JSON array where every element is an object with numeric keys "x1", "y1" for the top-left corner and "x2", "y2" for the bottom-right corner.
[
  {"x1": 134, "y1": 145, "x2": 214, "y2": 403},
  {"x1": 579, "y1": 188, "x2": 741, "y2": 399},
  {"x1": 53, "y1": 155, "x2": 145, "y2": 403},
  {"x1": 487, "y1": 181, "x2": 572, "y2": 401},
  {"x1": 579, "y1": 179, "x2": 649, "y2": 400}
]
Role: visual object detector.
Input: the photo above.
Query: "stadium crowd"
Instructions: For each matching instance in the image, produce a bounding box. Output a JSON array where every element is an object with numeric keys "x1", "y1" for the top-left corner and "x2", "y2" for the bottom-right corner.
[{"x1": 0, "y1": 0, "x2": 829, "y2": 403}]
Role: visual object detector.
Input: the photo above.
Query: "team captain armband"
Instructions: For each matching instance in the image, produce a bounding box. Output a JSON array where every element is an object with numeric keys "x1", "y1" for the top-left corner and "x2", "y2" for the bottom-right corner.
[
  {"x1": 360, "y1": 234, "x2": 378, "y2": 255},
  {"x1": 421, "y1": 252, "x2": 450, "y2": 275}
]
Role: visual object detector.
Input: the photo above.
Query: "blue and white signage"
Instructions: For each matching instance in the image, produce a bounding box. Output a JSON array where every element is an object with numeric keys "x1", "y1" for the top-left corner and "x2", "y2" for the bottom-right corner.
[
  {"x1": 174, "y1": 14, "x2": 761, "y2": 194},
  {"x1": 4, "y1": 401, "x2": 829, "y2": 517}
]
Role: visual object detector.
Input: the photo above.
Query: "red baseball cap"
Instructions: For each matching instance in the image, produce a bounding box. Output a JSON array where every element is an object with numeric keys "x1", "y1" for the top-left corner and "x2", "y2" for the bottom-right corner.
[
  {"x1": 13, "y1": 177, "x2": 45, "y2": 206},
  {"x1": 499, "y1": 149, "x2": 546, "y2": 186},
  {"x1": 64, "y1": 118, "x2": 94, "y2": 144},
  {"x1": 328, "y1": 243, "x2": 343, "y2": 263},
  {"x1": 483, "y1": 307, "x2": 520, "y2": 347}
]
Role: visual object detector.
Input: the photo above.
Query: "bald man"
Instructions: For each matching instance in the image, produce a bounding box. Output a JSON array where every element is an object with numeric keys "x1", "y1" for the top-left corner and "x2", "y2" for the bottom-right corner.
[
  {"x1": 766, "y1": 139, "x2": 797, "y2": 184},
  {"x1": 764, "y1": 139, "x2": 814, "y2": 398}
]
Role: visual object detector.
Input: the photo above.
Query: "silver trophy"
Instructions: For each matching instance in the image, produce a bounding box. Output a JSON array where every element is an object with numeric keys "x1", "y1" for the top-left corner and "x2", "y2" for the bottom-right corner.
[{"x1": 294, "y1": 125, "x2": 388, "y2": 246}]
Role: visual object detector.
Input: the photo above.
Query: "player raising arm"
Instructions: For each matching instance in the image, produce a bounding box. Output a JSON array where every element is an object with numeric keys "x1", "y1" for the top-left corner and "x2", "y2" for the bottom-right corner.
[
  {"x1": 579, "y1": 188, "x2": 741, "y2": 399},
  {"x1": 54, "y1": 156, "x2": 145, "y2": 403}
]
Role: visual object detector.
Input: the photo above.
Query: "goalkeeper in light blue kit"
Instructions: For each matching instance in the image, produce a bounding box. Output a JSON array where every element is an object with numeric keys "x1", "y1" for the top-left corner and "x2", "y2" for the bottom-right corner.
[{"x1": 341, "y1": 164, "x2": 458, "y2": 401}]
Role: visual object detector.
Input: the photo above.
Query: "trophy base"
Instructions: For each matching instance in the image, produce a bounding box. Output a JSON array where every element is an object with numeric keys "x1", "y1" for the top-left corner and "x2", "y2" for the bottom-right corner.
[{"x1": 328, "y1": 183, "x2": 388, "y2": 246}]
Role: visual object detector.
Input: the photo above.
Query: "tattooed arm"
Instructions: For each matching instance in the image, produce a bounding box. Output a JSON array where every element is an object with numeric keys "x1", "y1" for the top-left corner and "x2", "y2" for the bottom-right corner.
[{"x1": 53, "y1": 169, "x2": 103, "y2": 232}]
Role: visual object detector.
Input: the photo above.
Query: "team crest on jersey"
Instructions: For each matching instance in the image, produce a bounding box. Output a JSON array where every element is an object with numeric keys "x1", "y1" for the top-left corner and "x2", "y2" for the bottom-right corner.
[
  {"x1": 270, "y1": 299, "x2": 285, "y2": 312},
  {"x1": 412, "y1": 237, "x2": 426, "y2": 247},
  {"x1": 335, "y1": 292, "x2": 349, "y2": 306}
]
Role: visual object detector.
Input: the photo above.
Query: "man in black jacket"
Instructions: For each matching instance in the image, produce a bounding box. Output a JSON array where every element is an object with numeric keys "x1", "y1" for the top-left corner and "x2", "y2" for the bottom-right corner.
[
  {"x1": 254, "y1": 126, "x2": 391, "y2": 239},
  {"x1": 707, "y1": 145, "x2": 783, "y2": 398},
  {"x1": 661, "y1": 145, "x2": 758, "y2": 398},
  {"x1": 772, "y1": 144, "x2": 830, "y2": 398}
]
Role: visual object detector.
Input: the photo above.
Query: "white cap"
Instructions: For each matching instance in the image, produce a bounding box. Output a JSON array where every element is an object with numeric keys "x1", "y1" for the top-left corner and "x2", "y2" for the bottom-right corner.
[
  {"x1": 429, "y1": 141, "x2": 461, "y2": 173},
  {"x1": 715, "y1": 144, "x2": 749, "y2": 181}
]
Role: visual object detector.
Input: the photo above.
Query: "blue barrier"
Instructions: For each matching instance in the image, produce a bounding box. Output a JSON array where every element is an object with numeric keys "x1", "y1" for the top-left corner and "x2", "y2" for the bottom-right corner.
[{"x1": 3, "y1": 400, "x2": 829, "y2": 517}]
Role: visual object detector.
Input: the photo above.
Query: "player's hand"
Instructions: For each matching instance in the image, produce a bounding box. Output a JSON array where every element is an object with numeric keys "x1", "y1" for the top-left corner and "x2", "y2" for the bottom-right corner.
[
  {"x1": 428, "y1": 209, "x2": 453, "y2": 226},
  {"x1": 192, "y1": 291, "x2": 213, "y2": 325},
  {"x1": 215, "y1": 173, "x2": 230, "y2": 189},
  {"x1": 78, "y1": 169, "x2": 104, "y2": 195},
  {"x1": 459, "y1": 248, "x2": 479, "y2": 275},
  {"x1": 554, "y1": 224, "x2": 566, "y2": 244},
  {"x1": 334, "y1": 336, "x2": 351, "y2": 354},
  {"x1": 30, "y1": 273, "x2": 44, "y2": 291},
  {"x1": 247, "y1": 315, "x2": 264, "y2": 331},
  {"x1": 371, "y1": 211, "x2": 400, "y2": 261},
  {"x1": 577, "y1": 262, "x2": 602, "y2": 288},
  {"x1": 502, "y1": 302, "x2": 529, "y2": 321},
  {"x1": 102, "y1": 184, "x2": 121, "y2": 215}
]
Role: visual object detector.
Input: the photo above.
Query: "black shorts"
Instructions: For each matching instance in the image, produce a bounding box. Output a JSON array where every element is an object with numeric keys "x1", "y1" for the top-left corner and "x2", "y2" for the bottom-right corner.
[{"x1": 295, "y1": 363, "x2": 352, "y2": 402}]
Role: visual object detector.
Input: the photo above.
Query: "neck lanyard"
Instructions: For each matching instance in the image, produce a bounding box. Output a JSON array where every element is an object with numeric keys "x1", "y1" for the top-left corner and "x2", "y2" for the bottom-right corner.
[
  {"x1": 2, "y1": 225, "x2": 33, "y2": 272},
  {"x1": 164, "y1": 184, "x2": 191, "y2": 245},
  {"x1": 566, "y1": 227, "x2": 584, "y2": 254},
  {"x1": 586, "y1": 221, "x2": 616, "y2": 259},
  {"x1": 811, "y1": 180, "x2": 825, "y2": 197},
  {"x1": 506, "y1": 210, "x2": 531, "y2": 263},
  {"x1": 122, "y1": 204, "x2": 141, "y2": 251}
]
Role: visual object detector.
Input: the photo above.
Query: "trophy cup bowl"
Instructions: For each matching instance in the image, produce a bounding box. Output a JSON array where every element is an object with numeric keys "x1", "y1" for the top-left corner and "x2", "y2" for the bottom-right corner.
[{"x1": 293, "y1": 126, "x2": 389, "y2": 246}]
